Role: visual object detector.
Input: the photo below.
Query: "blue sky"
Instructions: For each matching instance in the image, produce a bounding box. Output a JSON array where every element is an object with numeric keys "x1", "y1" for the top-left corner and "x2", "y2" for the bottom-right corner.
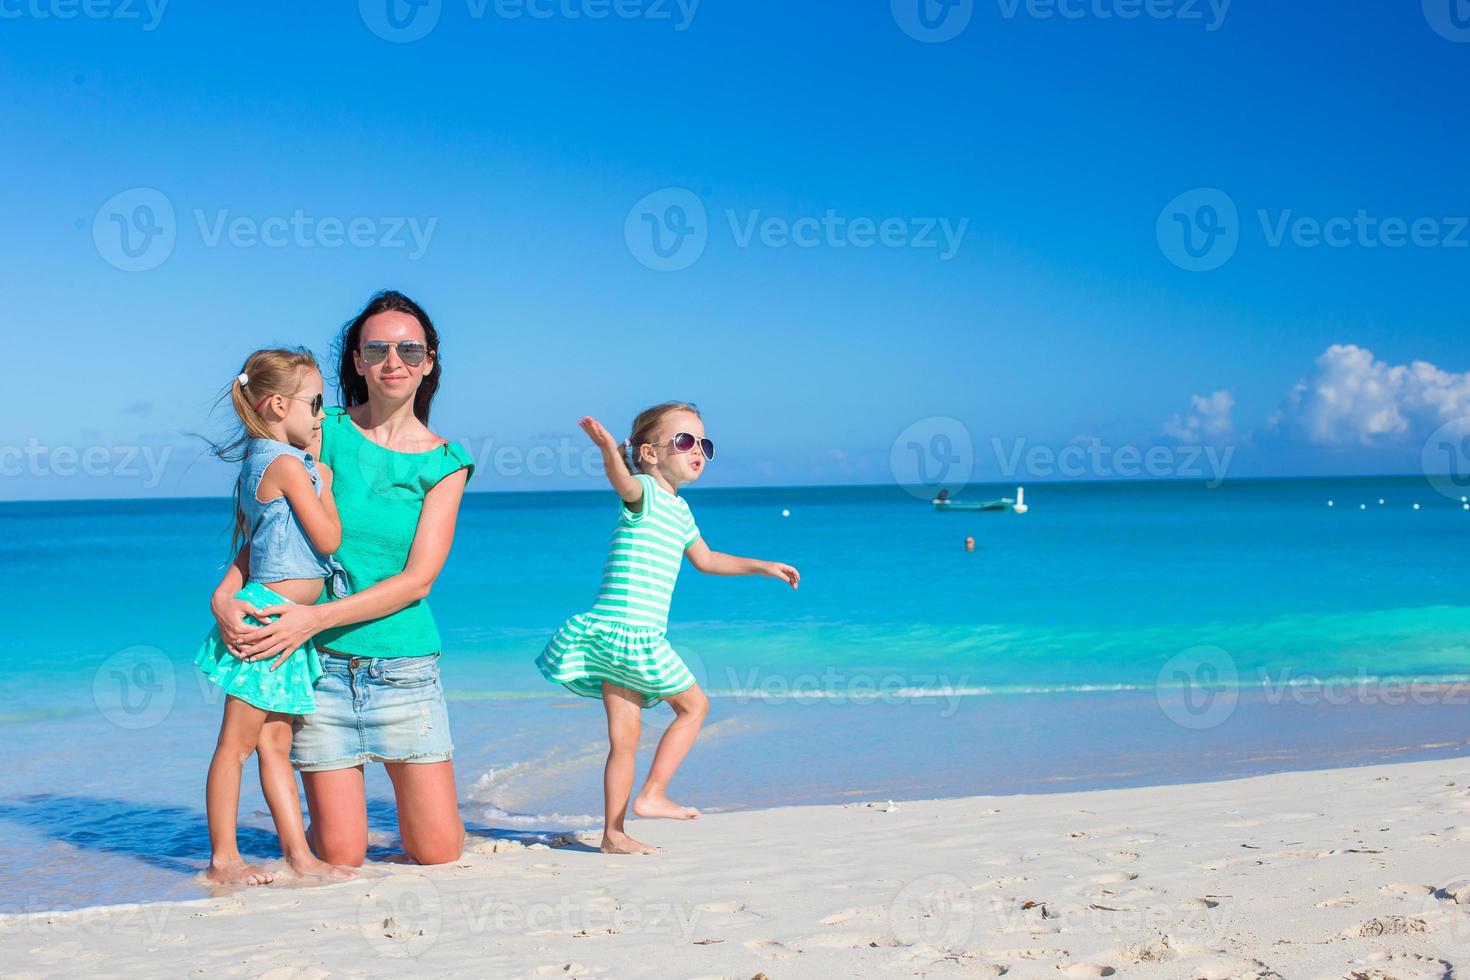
[{"x1": 2, "y1": 0, "x2": 1468, "y2": 499}]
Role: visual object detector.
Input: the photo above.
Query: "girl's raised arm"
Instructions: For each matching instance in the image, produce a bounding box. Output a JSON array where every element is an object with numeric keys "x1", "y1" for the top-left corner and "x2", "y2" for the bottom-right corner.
[{"x1": 579, "y1": 415, "x2": 644, "y2": 508}]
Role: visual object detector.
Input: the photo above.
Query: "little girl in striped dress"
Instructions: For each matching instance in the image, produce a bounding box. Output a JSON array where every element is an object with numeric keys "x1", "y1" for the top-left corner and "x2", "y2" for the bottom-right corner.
[{"x1": 536, "y1": 401, "x2": 799, "y2": 855}]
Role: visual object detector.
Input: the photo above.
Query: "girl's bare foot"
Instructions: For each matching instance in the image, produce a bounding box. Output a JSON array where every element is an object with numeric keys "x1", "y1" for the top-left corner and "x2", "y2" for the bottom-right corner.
[
  {"x1": 285, "y1": 850, "x2": 357, "y2": 880},
  {"x1": 601, "y1": 830, "x2": 659, "y2": 855},
  {"x1": 633, "y1": 791, "x2": 700, "y2": 820},
  {"x1": 207, "y1": 859, "x2": 276, "y2": 886}
]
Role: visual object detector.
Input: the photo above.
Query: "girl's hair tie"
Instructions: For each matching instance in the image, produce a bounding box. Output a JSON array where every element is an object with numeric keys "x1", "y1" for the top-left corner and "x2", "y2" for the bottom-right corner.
[
  {"x1": 237, "y1": 372, "x2": 250, "y2": 386},
  {"x1": 621, "y1": 439, "x2": 631, "y2": 449}
]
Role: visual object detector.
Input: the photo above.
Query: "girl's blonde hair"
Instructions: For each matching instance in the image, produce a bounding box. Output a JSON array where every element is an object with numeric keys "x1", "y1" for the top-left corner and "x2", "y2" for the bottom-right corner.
[
  {"x1": 214, "y1": 347, "x2": 320, "y2": 555},
  {"x1": 623, "y1": 401, "x2": 700, "y2": 475}
]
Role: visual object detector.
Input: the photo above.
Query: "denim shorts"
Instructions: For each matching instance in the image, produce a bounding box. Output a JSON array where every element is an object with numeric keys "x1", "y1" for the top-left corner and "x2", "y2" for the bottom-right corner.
[{"x1": 290, "y1": 653, "x2": 453, "y2": 772}]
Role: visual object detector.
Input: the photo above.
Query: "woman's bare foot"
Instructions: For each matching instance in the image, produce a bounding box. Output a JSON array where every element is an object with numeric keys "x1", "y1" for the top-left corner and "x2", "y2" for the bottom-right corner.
[
  {"x1": 633, "y1": 791, "x2": 700, "y2": 820},
  {"x1": 601, "y1": 830, "x2": 659, "y2": 855},
  {"x1": 207, "y1": 859, "x2": 276, "y2": 886},
  {"x1": 285, "y1": 850, "x2": 357, "y2": 880}
]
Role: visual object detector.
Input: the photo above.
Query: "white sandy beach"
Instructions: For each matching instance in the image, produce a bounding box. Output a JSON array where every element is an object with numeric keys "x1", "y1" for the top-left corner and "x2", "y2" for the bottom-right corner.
[{"x1": 9, "y1": 755, "x2": 1470, "y2": 979}]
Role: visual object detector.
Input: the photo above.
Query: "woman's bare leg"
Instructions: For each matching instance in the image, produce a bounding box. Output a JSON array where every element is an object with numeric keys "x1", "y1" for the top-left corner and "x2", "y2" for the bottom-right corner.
[
  {"x1": 633, "y1": 684, "x2": 708, "y2": 821},
  {"x1": 258, "y1": 715, "x2": 354, "y2": 879},
  {"x1": 601, "y1": 682, "x2": 656, "y2": 854},
  {"x1": 301, "y1": 766, "x2": 368, "y2": 867},
  {"x1": 205, "y1": 696, "x2": 275, "y2": 885},
  {"x1": 385, "y1": 759, "x2": 464, "y2": 864}
]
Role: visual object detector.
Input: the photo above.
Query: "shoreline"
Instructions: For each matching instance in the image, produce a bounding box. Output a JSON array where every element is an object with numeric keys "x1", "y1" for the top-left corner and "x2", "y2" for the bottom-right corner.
[{"x1": 9, "y1": 755, "x2": 1470, "y2": 978}]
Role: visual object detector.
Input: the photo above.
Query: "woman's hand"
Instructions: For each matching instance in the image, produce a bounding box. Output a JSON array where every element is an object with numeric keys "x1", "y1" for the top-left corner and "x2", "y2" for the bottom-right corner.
[
  {"x1": 233, "y1": 603, "x2": 327, "y2": 669},
  {"x1": 212, "y1": 592, "x2": 267, "y2": 656},
  {"x1": 762, "y1": 561, "x2": 801, "y2": 589}
]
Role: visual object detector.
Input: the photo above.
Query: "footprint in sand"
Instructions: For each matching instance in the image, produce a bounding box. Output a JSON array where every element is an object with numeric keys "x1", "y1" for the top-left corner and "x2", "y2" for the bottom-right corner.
[
  {"x1": 695, "y1": 900, "x2": 766, "y2": 928},
  {"x1": 1315, "y1": 894, "x2": 1359, "y2": 908},
  {"x1": 1056, "y1": 961, "x2": 1115, "y2": 977},
  {"x1": 1102, "y1": 851, "x2": 1139, "y2": 864},
  {"x1": 1354, "y1": 951, "x2": 1451, "y2": 980},
  {"x1": 1382, "y1": 882, "x2": 1434, "y2": 898},
  {"x1": 988, "y1": 946, "x2": 1067, "y2": 960},
  {"x1": 1184, "y1": 953, "x2": 1279, "y2": 980},
  {"x1": 821, "y1": 905, "x2": 886, "y2": 926},
  {"x1": 1091, "y1": 871, "x2": 1138, "y2": 885},
  {"x1": 744, "y1": 939, "x2": 795, "y2": 960},
  {"x1": 794, "y1": 931, "x2": 898, "y2": 951}
]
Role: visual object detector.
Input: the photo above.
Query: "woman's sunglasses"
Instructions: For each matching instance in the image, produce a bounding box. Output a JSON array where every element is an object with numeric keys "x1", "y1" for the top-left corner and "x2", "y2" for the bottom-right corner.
[
  {"x1": 666, "y1": 431, "x2": 715, "y2": 461},
  {"x1": 359, "y1": 340, "x2": 429, "y2": 366},
  {"x1": 254, "y1": 392, "x2": 324, "y2": 417}
]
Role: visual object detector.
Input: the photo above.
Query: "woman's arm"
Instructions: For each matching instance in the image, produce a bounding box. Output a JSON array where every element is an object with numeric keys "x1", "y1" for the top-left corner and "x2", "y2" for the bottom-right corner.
[
  {"x1": 685, "y1": 537, "x2": 800, "y2": 588},
  {"x1": 234, "y1": 468, "x2": 471, "y2": 662},
  {"x1": 209, "y1": 517, "x2": 262, "y2": 655},
  {"x1": 579, "y1": 415, "x2": 644, "y2": 508}
]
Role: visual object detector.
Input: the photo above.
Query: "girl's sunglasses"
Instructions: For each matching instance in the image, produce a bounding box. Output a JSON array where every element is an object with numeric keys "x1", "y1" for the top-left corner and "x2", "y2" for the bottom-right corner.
[
  {"x1": 667, "y1": 431, "x2": 715, "y2": 461},
  {"x1": 359, "y1": 340, "x2": 429, "y2": 366},
  {"x1": 254, "y1": 392, "x2": 324, "y2": 416}
]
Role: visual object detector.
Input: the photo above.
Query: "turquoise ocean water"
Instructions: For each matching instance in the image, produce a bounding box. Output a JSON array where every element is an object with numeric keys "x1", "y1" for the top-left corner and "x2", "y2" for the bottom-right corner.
[{"x1": 4, "y1": 476, "x2": 1469, "y2": 911}]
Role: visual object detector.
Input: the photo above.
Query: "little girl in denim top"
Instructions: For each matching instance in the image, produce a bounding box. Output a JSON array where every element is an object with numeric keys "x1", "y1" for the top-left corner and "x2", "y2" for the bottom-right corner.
[
  {"x1": 195, "y1": 348, "x2": 353, "y2": 886},
  {"x1": 536, "y1": 402, "x2": 800, "y2": 855}
]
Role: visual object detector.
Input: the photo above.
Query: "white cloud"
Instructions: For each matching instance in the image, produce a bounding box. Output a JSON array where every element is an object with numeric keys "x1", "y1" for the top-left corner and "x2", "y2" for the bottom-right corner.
[
  {"x1": 1265, "y1": 344, "x2": 1470, "y2": 446},
  {"x1": 1164, "y1": 389, "x2": 1235, "y2": 444}
]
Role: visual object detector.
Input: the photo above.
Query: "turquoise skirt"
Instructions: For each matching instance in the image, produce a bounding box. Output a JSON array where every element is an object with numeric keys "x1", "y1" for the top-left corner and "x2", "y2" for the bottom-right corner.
[
  {"x1": 194, "y1": 582, "x2": 322, "y2": 714},
  {"x1": 536, "y1": 612, "x2": 695, "y2": 709}
]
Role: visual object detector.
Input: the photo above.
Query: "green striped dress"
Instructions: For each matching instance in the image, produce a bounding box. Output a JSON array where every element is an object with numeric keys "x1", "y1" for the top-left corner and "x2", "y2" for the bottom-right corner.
[{"x1": 536, "y1": 474, "x2": 701, "y2": 707}]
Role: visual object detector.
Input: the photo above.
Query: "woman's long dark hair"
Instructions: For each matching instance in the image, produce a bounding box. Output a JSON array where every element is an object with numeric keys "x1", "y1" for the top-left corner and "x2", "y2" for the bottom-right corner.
[{"x1": 333, "y1": 290, "x2": 442, "y2": 423}]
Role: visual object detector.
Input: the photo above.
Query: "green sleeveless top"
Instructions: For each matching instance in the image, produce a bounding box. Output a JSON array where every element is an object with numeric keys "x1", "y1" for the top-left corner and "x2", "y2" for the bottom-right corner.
[{"x1": 314, "y1": 407, "x2": 474, "y2": 658}]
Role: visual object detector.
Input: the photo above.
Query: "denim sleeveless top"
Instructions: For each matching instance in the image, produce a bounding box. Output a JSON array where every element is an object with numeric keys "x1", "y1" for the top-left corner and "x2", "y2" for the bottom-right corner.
[{"x1": 241, "y1": 439, "x2": 348, "y2": 598}]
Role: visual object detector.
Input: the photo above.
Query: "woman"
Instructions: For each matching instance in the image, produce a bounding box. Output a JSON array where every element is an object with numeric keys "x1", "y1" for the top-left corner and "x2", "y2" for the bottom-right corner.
[{"x1": 209, "y1": 290, "x2": 474, "y2": 866}]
